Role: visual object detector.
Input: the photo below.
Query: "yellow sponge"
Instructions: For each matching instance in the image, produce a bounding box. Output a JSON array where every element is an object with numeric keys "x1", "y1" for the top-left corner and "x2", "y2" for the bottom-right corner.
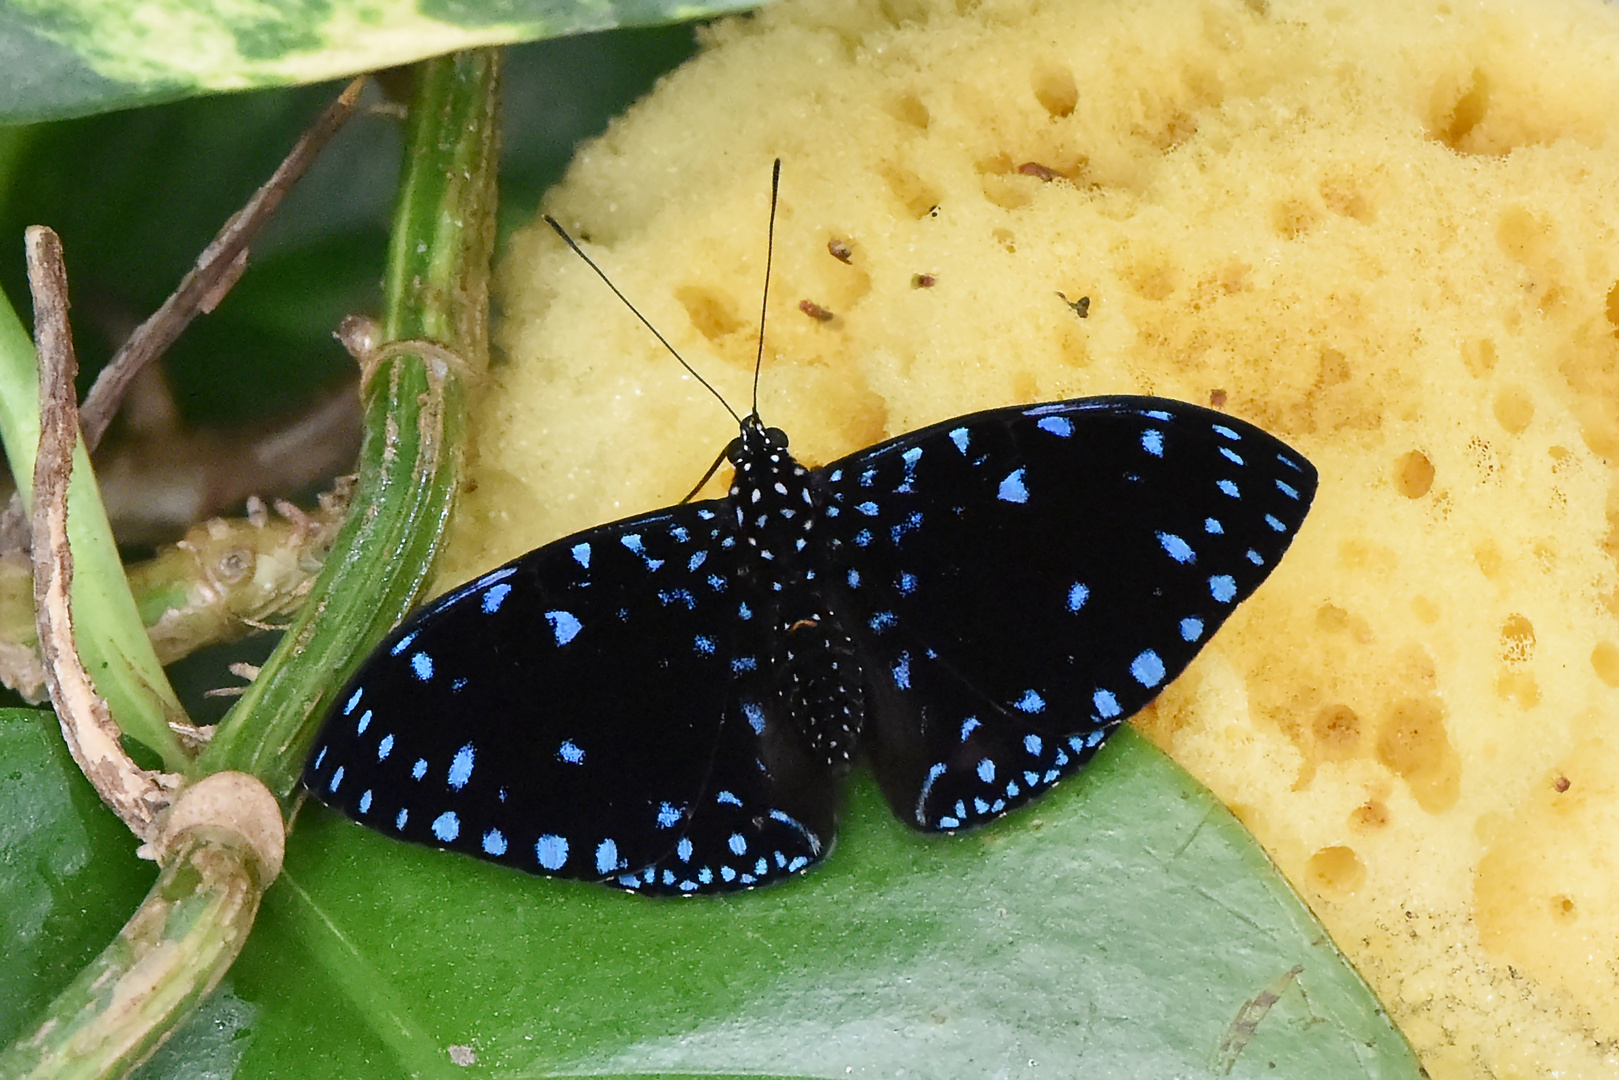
[{"x1": 448, "y1": 0, "x2": 1619, "y2": 1075}]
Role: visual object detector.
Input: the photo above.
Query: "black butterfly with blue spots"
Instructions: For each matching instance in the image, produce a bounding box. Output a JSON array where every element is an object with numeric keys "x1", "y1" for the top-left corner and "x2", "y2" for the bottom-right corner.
[
  {"x1": 304, "y1": 388, "x2": 1315, "y2": 895},
  {"x1": 304, "y1": 160, "x2": 1315, "y2": 894}
]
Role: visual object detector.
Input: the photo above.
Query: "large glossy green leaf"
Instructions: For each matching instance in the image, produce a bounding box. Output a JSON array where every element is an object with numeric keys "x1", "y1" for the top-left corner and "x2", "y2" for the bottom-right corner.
[
  {"x1": 0, "y1": 0, "x2": 752, "y2": 123},
  {"x1": 200, "y1": 729, "x2": 1418, "y2": 1078},
  {"x1": 0, "y1": 709, "x2": 156, "y2": 1046}
]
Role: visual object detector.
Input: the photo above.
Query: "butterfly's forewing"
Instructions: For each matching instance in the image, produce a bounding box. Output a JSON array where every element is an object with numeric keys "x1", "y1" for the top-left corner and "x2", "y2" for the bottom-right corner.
[
  {"x1": 816, "y1": 396, "x2": 1317, "y2": 831},
  {"x1": 303, "y1": 502, "x2": 837, "y2": 894}
]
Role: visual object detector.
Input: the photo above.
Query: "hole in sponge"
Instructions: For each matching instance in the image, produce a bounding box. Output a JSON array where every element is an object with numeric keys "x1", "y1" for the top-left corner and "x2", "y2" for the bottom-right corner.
[
  {"x1": 1431, "y1": 68, "x2": 1491, "y2": 153},
  {"x1": 1395, "y1": 451, "x2": 1434, "y2": 498},
  {"x1": 1590, "y1": 641, "x2": 1619, "y2": 687},
  {"x1": 1032, "y1": 65, "x2": 1078, "y2": 118},
  {"x1": 891, "y1": 92, "x2": 930, "y2": 130},
  {"x1": 1493, "y1": 385, "x2": 1534, "y2": 434},
  {"x1": 1313, "y1": 704, "x2": 1362, "y2": 759},
  {"x1": 1499, "y1": 614, "x2": 1536, "y2": 663},
  {"x1": 1307, "y1": 845, "x2": 1366, "y2": 896},
  {"x1": 1349, "y1": 800, "x2": 1390, "y2": 832},
  {"x1": 881, "y1": 165, "x2": 943, "y2": 219},
  {"x1": 675, "y1": 286, "x2": 745, "y2": 342},
  {"x1": 1550, "y1": 894, "x2": 1578, "y2": 924},
  {"x1": 1376, "y1": 696, "x2": 1460, "y2": 813}
]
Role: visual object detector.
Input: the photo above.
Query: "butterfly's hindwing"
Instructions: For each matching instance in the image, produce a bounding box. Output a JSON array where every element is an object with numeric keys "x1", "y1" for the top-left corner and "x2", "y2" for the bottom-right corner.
[
  {"x1": 622, "y1": 675, "x2": 836, "y2": 893},
  {"x1": 816, "y1": 396, "x2": 1317, "y2": 830},
  {"x1": 303, "y1": 500, "x2": 839, "y2": 893}
]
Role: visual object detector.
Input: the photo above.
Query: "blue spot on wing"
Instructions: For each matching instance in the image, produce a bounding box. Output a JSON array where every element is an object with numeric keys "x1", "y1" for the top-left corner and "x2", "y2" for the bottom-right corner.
[
  {"x1": 1157, "y1": 532, "x2": 1195, "y2": 564},
  {"x1": 546, "y1": 610, "x2": 582, "y2": 646},
  {"x1": 447, "y1": 744, "x2": 474, "y2": 789},
  {"x1": 1014, "y1": 690, "x2": 1045, "y2": 713},
  {"x1": 998, "y1": 468, "x2": 1029, "y2": 503},
  {"x1": 536, "y1": 835, "x2": 568, "y2": 870},
  {"x1": 1130, "y1": 650, "x2": 1166, "y2": 687}
]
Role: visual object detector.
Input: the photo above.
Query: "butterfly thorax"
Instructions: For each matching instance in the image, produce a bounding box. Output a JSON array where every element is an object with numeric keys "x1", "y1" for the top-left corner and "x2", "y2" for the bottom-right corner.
[{"x1": 726, "y1": 417, "x2": 867, "y2": 768}]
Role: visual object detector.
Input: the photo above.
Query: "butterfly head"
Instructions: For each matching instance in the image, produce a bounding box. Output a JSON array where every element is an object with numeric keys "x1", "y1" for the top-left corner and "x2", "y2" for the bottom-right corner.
[
  {"x1": 728, "y1": 412, "x2": 790, "y2": 468},
  {"x1": 725, "y1": 412, "x2": 815, "y2": 551}
]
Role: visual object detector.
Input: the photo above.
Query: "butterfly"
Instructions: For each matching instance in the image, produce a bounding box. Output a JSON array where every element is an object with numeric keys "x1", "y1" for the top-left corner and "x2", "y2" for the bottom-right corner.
[{"x1": 302, "y1": 165, "x2": 1317, "y2": 896}]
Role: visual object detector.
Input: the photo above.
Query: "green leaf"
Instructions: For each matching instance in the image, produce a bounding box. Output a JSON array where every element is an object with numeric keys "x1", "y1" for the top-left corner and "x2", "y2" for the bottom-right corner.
[
  {"x1": 0, "y1": 0, "x2": 752, "y2": 123},
  {"x1": 212, "y1": 729, "x2": 1418, "y2": 1078},
  {"x1": 0, "y1": 708, "x2": 156, "y2": 1047}
]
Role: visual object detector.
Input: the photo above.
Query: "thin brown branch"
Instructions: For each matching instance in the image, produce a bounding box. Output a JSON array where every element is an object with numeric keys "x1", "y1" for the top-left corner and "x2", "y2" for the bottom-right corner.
[
  {"x1": 92, "y1": 375, "x2": 361, "y2": 545},
  {"x1": 0, "y1": 77, "x2": 367, "y2": 554},
  {"x1": 79, "y1": 76, "x2": 367, "y2": 450},
  {"x1": 26, "y1": 226, "x2": 173, "y2": 843}
]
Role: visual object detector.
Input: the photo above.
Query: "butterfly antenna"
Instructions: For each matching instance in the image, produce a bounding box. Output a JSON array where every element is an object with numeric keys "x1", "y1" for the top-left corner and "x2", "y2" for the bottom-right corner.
[
  {"x1": 750, "y1": 159, "x2": 782, "y2": 422},
  {"x1": 544, "y1": 215, "x2": 742, "y2": 426}
]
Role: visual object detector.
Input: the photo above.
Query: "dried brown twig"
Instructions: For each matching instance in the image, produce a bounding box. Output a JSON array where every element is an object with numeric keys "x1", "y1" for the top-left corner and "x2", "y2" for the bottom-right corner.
[
  {"x1": 26, "y1": 226, "x2": 176, "y2": 842},
  {"x1": 0, "y1": 76, "x2": 367, "y2": 551},
  {"x1": 79, "y1": 76, "x2": 367, "y2": 451}
]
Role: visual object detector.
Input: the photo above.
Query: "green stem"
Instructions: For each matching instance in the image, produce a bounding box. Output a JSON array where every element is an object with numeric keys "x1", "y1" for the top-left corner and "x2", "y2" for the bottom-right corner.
[
  {"x1": 0, "y1": 49, "x2": 500, "y2": 1080},
  {"x1": 0, "y1": 495, "x2": 348, "y2": 705},
  {"x1": 0, "y1": 829, "x2": 267, "y2": 1080},
  {"x1": 200, "y1": 48, "x2": 498, "y2": 802},
  {"x1": 0, "y1": 293, "x2": 188, "y2": 773}
]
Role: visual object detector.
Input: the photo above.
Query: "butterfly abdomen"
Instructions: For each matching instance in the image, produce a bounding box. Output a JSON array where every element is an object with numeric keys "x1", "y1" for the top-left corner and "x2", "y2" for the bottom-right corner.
[{"x1": 781, "y1": 614, "x2": 865, "y2": 767}]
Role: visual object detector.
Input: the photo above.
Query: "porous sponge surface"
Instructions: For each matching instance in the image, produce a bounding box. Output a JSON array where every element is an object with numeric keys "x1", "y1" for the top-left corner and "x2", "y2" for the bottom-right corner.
[{"x1": 451, "y1": 0, "x2": 1619, "y2": 1075}]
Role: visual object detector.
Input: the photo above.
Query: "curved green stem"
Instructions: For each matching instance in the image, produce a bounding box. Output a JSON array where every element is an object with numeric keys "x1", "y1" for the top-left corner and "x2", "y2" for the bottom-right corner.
[
  {"x1": 200, "y1": 50, "x2": 499, "y2": 804},
  {"x1": 0, "y1": 292, "x2": 188, "y2": 773},
  {"x1": 0, "y1": 49, "x2": 501, "y2": 1080},
  {"x1": 0, "y1": 829, "x2": 267, "y2": 1080}
]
